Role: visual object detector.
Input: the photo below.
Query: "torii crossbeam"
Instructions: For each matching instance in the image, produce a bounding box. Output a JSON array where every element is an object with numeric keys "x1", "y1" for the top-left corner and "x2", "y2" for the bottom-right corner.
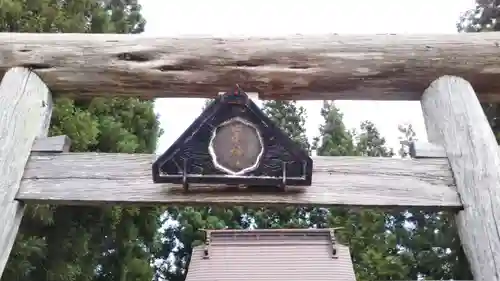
[{"x1": 1, "y1": 32, "x2": 499, "y2": 281}]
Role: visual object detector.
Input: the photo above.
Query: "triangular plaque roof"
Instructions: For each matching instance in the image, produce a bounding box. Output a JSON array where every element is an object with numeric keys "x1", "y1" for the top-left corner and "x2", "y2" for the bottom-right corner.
[{"x1": 152, "y1": 88, "x2": 312, "y2": 191}]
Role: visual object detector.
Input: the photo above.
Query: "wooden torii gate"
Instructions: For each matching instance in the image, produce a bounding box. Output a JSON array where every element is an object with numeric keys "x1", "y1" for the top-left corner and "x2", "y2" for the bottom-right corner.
[{"x1": 1, "y1": 32, "x2": 499, "y2": 281}]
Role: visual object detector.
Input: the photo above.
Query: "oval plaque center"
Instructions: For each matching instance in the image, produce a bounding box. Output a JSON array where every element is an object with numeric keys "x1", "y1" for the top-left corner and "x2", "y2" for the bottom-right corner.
[{"x1": 208, "y1": 117, "x2": 264, "y2": 175}]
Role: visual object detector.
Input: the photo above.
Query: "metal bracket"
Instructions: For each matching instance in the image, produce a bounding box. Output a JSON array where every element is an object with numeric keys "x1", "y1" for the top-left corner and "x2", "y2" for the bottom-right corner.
[
  {"x1": 203, "y1": 231, "x2": 211, "y2": 259},
  {"x1": 329, "y1": 229, "x2": 338, "y2": 259},
  {"x1": 278, "y1": 161, "x2": 288, "y2": 192},
  {"x1": 181, "y1": 159, "x2": 303, "y2": 192},
  {"x1": 182, "y1": 158, "x2": 189, "y2": 192}
]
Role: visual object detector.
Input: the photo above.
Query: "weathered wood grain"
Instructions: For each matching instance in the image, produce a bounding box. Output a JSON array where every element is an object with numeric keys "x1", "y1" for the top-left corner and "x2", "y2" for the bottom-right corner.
[
  {"x1": 421, "y1": 75, "x2": 500, "y2": 281},
  {"x1": 0, "y1": 67, "x2": 52, "y2": 277},
  {"x1": 17, "y1": 153, "x2": 461, "y2": 208},
  {"x1": 4, "y1": 33, "x2": 500, "y2": 100},
  {"x1": 31, "y1": 135, "x2": 71, "y2": 153}
]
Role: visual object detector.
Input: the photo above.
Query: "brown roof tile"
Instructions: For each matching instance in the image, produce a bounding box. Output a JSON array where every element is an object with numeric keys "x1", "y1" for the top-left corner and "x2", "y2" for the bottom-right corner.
[{"x1": 186, "y1": 228, "x2": 356, "y2": 281}]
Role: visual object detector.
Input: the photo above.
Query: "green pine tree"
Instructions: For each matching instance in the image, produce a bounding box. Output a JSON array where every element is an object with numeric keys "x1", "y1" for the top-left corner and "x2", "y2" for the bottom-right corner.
[
  {"x1": 315, "y1": 101, "x2": 357, "y2": 156},
  {"x1": 315, "y1": 101, "x2": 407, "y2": 281},
  {"x1": 262, "y1": 100, "x2": 310, "y2": 152},
  {"x1": 1, "y1": 2, "x2": 163, "y2": 281},
  {"x1": 388, "y1": 124, "x2": 472, "y2": 280}
]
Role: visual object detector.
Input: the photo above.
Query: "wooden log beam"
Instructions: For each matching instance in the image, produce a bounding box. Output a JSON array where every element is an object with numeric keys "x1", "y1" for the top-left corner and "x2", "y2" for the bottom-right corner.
[
  {"x1": 17, "y1": 153, "x2": 461, "y2": 209},
  {"x1": 0, "y1": 68, "x2": 52, "y2": 277},
  {"x1": 3, "y1": 33, "x2": 500, "y2": 101},
  {"x1": 421, "y1": 75, "x2": 500, "y2": 281}
]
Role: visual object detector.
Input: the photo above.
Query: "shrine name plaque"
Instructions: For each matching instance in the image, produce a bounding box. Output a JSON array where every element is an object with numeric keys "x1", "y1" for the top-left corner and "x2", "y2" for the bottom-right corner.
[
  {"x1": 209, "y1": 117, "x2": 264, "y2": 175},
  {"x1": 152, "y1": 87, "x2": 313, "y2": 191}
]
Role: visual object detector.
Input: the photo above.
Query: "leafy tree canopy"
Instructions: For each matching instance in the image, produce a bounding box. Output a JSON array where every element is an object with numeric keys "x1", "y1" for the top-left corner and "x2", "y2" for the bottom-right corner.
[{"x1": 1, "y1": 2, "x2": 162, "y2": 281}]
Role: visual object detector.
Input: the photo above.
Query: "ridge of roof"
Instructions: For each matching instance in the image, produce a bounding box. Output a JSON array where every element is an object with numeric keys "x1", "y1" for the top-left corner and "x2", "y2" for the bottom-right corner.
[
  {"x1": 201, "y1": 227, "x2": 343, "y2": 234},
  {"x1": 200, "y1": 228, "x2": 344, "y2": 259}
]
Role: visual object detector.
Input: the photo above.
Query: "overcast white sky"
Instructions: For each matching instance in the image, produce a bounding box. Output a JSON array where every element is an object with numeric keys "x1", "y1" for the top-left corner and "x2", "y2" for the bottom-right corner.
[{"x1": 140, "y1": 0, "x2": 476, "y2": 153}]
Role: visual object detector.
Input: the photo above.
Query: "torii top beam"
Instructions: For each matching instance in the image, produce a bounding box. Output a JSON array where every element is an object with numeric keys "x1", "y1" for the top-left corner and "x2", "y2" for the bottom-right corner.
[{"x1": 2, "y1": 32, "x2": 500, "y2": 101}]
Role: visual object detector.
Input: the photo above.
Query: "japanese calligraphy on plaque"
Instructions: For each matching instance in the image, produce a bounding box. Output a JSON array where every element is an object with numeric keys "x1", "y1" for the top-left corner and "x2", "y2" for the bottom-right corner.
[{"x1": 209, "y1": 117, "x2": 264, "y2": 175}]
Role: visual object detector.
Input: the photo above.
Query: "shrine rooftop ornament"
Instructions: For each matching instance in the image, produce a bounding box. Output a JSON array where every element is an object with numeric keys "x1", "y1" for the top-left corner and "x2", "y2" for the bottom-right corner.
[{"x1": 152, "y1": 86, "x2": 313, "y2": 192}]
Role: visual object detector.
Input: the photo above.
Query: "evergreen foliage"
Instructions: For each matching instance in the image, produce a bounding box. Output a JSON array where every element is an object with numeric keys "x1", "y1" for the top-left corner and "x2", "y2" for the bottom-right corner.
[{"x1": 1, "y1": 2, "x2": 163, "y2": 281}]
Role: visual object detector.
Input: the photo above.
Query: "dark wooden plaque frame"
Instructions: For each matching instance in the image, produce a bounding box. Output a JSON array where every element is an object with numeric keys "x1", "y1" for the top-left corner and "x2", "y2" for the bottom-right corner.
[{"x1": 152, "y1": 87, "x2": 313, "y2": 191}]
